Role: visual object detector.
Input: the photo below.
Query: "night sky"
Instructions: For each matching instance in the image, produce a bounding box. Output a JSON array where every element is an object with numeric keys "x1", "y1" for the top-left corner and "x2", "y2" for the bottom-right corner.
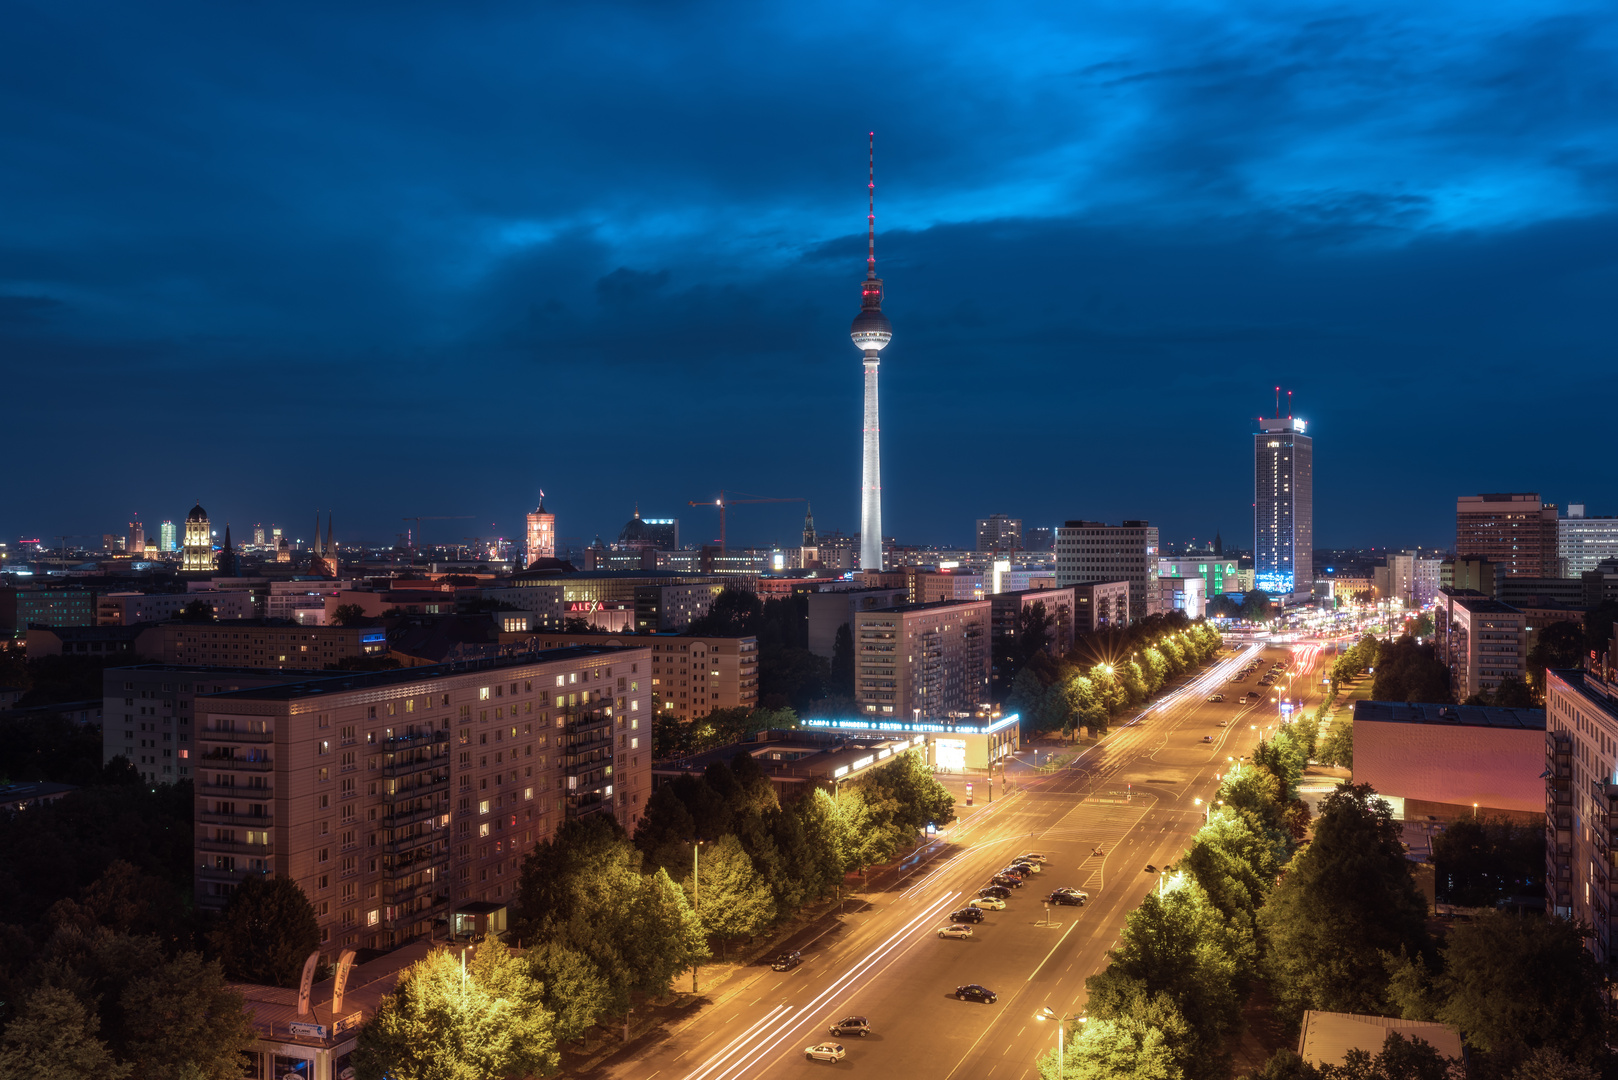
[{"x1": 3, "y1": 3, "x2": 1614, "y2": 553}]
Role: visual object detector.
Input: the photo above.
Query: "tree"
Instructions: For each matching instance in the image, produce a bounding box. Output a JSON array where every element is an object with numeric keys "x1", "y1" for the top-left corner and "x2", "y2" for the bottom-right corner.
[
  {"x1": 1510, "y1": 1048, "x2": 1602, "y2": 1080},
  {"x1": 1330, "y1": 1032, "x2": 1461, "y2": 1080},
  {"x1": 210, "y1": 876, "x2": 321, "y2": 987},
  {"x1": 0, "y1": 986, "x2": 130, "y2": 1080},
  {"x1": 1371, "y1": 637, "x2": 1451, "y2": 704},
  {"x1": 118, "y1": 952, "x2": 257, "y2": 1080},
  {"x1": 1583, "y1": 600, "x2": 1618, "y2": 658},
  {"x1": 1317, "y1": 721, "x2": 1353, "y2": 768},
  {"x1": 1527, "y1": 621, "x2": 1585, "y2": 696},
  {"x1": 684, "y1": 834, "x2": 775, "y2": 950},
  {"x1": 526, "y1": 943, "x2": 611, "y2": 1046},
  {"x1": 329, "y1": 603, "x2": 367, "y2": 626},
  {"x1": 354, "y1": 943, "x2": 559, "y2": 1080},
  {"x1": 830, "y1": 623, "x2": 855, "y2": 698},
  {"x1": 1240, "y1": 591, "x2": 1272, "y2": 623},
  {"x1": 1038, "y1": 1013, "x2": 1186, "y2": 1080},
  {"x1": 1431, "y1": 817, "x2": 1544, "y2": 907},
  {"x1": 1207, "y1": 594, "x2": 1241, "y2": 620},
  {"x1": 1261, "y1": 784, "x2": 1430, "y2": 1019},
  {"x1": 1018, "y1": 601, "x2": 1054, "y2": 664},
  {"x1": 686, "y1": 587, "x2": 763, "y2": 636},
  {"x1": 179, "y1": 599, "x2": 215, "y2": 623}
]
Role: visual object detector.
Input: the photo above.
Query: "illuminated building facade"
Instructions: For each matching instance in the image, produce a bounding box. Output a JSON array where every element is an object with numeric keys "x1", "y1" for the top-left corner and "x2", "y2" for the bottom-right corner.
[
  {"x1": 854, "y1": 599, "x2": 991, "y2": 719},
  {"x1": 1455, "y1": 493, "x2": 1558, "y2": 579},
  {"x1": 976, "y1": 515, "x2": 1022, "y2": 553},
  {"x1": 524, "y1": 496, "x2": 555, "y2": 568},
  {"x1": 1254, "y1": 416, "x2": 1313, "y2": 599},
  {"x1": 160, "y1": 520, "x2": 177, "y2": 552},
  {"x1": 1054, "y1": 521, "x2": 1160, "y2": 620},
  {"x1": 182, "y1": 503, "x2": 213, "y2": 573}
]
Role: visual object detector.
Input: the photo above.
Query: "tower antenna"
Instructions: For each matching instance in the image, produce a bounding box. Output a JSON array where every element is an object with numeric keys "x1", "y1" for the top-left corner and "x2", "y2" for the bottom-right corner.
[
  {"x1": 1274, "y1": 386, "x2": 1279, "y2": 419},
  {"x1": 1287, "y1": 390, "x2": 1292, "y2": 418},
  {"x1": 867, "y1": 132, "x2": 876, "y2": 280}
]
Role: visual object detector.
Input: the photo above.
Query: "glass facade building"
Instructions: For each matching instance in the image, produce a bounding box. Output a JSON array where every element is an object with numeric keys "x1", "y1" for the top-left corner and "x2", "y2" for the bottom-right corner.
[{"x1": 1254, "y1": 417, "x2": 1312, "y2": 599}]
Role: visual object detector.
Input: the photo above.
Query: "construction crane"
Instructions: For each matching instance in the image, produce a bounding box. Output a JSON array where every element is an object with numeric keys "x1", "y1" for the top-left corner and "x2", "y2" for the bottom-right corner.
[
  {"x1": 401, "y1": 516, "x2": 473, "y2": 552},
  {"x1": 686, "y1": 492, "x2": 805, "y2": 551}
]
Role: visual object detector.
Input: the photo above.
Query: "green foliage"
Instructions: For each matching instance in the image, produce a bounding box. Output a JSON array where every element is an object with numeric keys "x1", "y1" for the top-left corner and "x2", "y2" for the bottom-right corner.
[
  {"x1": 0, "y1": 985, "x2": 131, "y2": 1080},
  {"x1": 179, "y1": 599, "x2": 216, "y2": 623},
  {"x1": 1583, "y1": 600, "x2": 1618, "y2": 657},
  {"x1": 1243, "y1": 1033, "x2": 1462, "y2": 1080},
  {"x1": 117, "y1": 951, "x2": 257, "y2": 1080},
  {"x1": 1430, "y1": 817, "x2": 1544, "y2": 907},
  {"x1": 829, "y1": 622, "x2": 855, "y2": 698},
  {"x1": 684, "y1": 834, "x2": 775, "y2": 944},
  {"x1": 1331, "y1": 634, "x2": 1381, "y2": 689},
  {"x1": 1371, "y1": 636, "x2": 1451, "y2": 704},
  {"x1": 526, "y1": 942, "x2": 612, "y2": 1046},
  {"x1": 1260, "y1": 784, "x2": 1431, "y2": 1019},
  {"x1": 210, "y1": 876, "x2": 320, "y2": 987},
  {"x1": 1317, "y1": 720, "x2": 1354, "y2": 768},
  {"x1": 329, "y1": 603, "x2": 367, "y2": 626},
  {"x1": 0, "y1": 710, "x2": 106, "y2": 786},
  {"x1": 354, "y1": 943, "x2": 559, "y2": 1080},
  {"x1": 1240, "y1": 591, "x2": 1273, "y2": 622},
  {"x1": 1038, "y1": 1012, "x2": 1186, "y2": 1080}
]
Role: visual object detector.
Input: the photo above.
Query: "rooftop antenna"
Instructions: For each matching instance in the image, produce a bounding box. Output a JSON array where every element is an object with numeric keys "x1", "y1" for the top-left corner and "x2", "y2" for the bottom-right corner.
[
  {"x1": 1287, "y1": 390, "x2": 1292, "y2": 418},
  {"x1": 1274, "y1": 386, "x2": 1279, "y2": 419},
  {"x1": 867, "y1": 131, "x2": 876, "y2": 280}
]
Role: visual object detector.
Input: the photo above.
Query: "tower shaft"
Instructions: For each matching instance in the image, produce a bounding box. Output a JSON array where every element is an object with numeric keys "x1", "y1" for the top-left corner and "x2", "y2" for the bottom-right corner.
[{"x1": 860, "y1": 356, "x2": 882, "y2": 570}]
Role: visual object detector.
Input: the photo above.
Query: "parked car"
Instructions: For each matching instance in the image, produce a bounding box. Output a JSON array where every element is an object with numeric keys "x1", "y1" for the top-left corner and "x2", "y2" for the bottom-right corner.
[
  {"x1": 968, "y1": 896, "x2": 1006, "y2": 910},
  {"x1": 991, "y1": 873, "x2": 1024, "y2": 888},
  {"x1": 950, "y1": 907, "x2": 985, "y2": 923},
  {"x1": 805, "y1": 1043, "x2": 846, "y2": 1063},
  {"x1": 828, "y1": 1016, "x2": 871, "y2": 1038},
  {"x1": 1047, "y1": 890, "x2": 1087, "y2": 906},
  {"x1": 1207, "y1": 693, "x2": 1224, "y2": 702},
  {"x1": 1017, "y1": 852, "x2": 1048, "y2": 864},
  {"x1": 1009, "y1": 860, "x2": 1041, "y2": 874},
  {"x1": 978, "y1": 885, "x2": 1012, "y2": 900},
  {"x1": 938, "y1": 924, "x2": 974, "y2": 939},
  {"x1": 771, "y1": 951, "x2": 803, "y2": 972},
  {"x1": 956, "y1": 984, "x2": 998, "y2": 1003}
]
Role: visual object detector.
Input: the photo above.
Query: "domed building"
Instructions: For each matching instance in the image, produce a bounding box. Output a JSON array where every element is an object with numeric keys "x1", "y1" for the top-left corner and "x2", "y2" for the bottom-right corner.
[
  {"x1": 181, "y1": 503, "x2": 213, "y2": 573},
  {"x1": 615, "y1": 506, "x2": 678, "y2": 552}
]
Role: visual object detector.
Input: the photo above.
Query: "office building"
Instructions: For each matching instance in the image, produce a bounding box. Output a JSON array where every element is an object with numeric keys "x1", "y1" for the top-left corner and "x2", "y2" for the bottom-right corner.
[
  {"x1": 252, "y1": 524, "x2": 266, "y2": 548},
  {"x1": 1412, "y1": 556, "x2": 1442, "y2": 607},
  {"x1": 852, "y1": 136, "x2": 892, "y2": 571},
  {"x1": 1158, "y1": 555, "x2": 1243, "y2": 601},
  {"x1": 1054, "y1": 521, "x2": 1160, "y2": 620},
  {"x1": 182, "y1": 503, "x2": 213, "y2": 573},
  {"x1": 1254, "y1": 414, "x2": 1313, "y2": 599},
  {"x1": 1433, "y1": 589, "x2": 1528, "y2": 700},
  {"x1": 160, "y1": 521, "x2": 178, "y2": 553},
  {"x1": 1440, "y1": 557, "x2": 1497, "y2": 598},
  {"x1": 908, "y1": 567, "x2": 984, "y2": 604},
  {"x1": 511, "y1": 569, "x2": 733, "y2": 632},
  {"x1": 1559, "y1": 505, "x2": 1618, "y2": 578},
  {"x1": 128, "y1": 520, "x2": 145, "y2": 554},
  {"x1": 1373, "y1": 553, "x2": 1413, "y2": 606},
  {"x1": 0, "y1": 588, "x2": 97, "y2": 639},
  {"x1": 524, "y1": 495, "x2": 556, "y2": 569},
  {"x1": 1455, "y1": 494, "x2": 1559, "y2": 578},
  {"x1": 1023, "y1": 527, "x2": 1054, "y2": 553},
  {"x1": 523, "y1": 629, "x2": 758, "y2": 720},
  {"x1": 192, "y1": 647, "x2": 652, "y2": 961},
  {"x1": 1158, "y1": 575, "x2": 1206, "y2": 619},
  {"x1": 854, "y1": 599, "x2": 991, "y2": 719},
  {"x1": 976, "y1": 515, "x2": 1023, "y2": 554},
  {"x1": 1545, "y1": 641, "x2": 1618, "y2": 954}
]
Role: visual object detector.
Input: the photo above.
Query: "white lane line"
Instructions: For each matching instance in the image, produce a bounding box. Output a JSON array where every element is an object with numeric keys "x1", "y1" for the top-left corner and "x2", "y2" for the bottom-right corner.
[
  {"x1": 680, "y1": 1006, "x2": 789, "y2": 1080},
  {"x1": 1027, "y1": 916, "x2": 1082, "y2": 982}
]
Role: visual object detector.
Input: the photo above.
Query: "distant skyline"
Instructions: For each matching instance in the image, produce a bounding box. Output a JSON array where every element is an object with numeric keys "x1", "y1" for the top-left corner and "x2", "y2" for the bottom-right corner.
[{"x1": 3, "y1": 3, "x2": 1614, "y2": 551}]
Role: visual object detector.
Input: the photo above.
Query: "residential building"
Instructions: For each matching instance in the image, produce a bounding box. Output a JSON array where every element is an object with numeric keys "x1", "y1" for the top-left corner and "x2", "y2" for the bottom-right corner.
[
  {"x1": 1558, "y1": 505, "x2": 1618, "y2": 578},
  {"x1": 1545, "y1": 638, "x2": 1618, "y2": 961},
  {"x1": 806, "y1": 587, "x2": 910, "y2": 660},
  {"x1": 1023, "y1": 527, "x2": 1054, "y2": 553},
  {"x1": 1412, "y1": 557, "x2": 1442, "y2": 607},
  {"x1": 521, "y1": 630, "x2": 758, "y2": 721},
  {"x1": 1072, "y1": 580, "x2": 1130, "y2": 631},
  {"x1": 854, "y1": 599, "x2": 991, "y2": 719},
  {"x1": 976, "y1": 515, "x2": 1023, "y2": 553},
  {"x1": 524, "y1": 496, "x2": 556, "y2": 569},
  {"x1": 182, "y1": 503, "x2": 213, "y2": 573},
  {"x1": 98, "y1": 591, "x2": 253, "y2": 626},
  {"x1": 633, "y1": 581, "x2": 727, "y2": 632},
  {"x1": 1054, "y1": 521, "x2": 1160, "y2": 620},
  {"x1": 990, "y1": 587, "x2": 1076, "y2": 668},
  {"x1": 1351, "y1": 699, "x2": 1544, "y2": 823},
  {"x1": 510, "y1": 569, "x2": 735, "y2": 633},
  {"x1": 1455, "y1": 494, "x2": 1559, "y2": 578},
  {"x1": 193, "y1": 646, "x2": 653, "y2": 961},
  {"x1": 1440, "y1": 557, "x2": 1497, "y2": 598},
  {"x1": 908, "y1": 567, "x2": 984, "y2": 604},
  {"x1": 1158, "y1": 555, "x2": 1243, "y2": 601},
  {"x1": 1254, "y1": 416, "x2": 1313, "y2": 599},
  {"x1": 1433, "y1": 590, "x2": 1528, "y2": 700},
  {"x1": 103, "y1": 664, "x2": 326, "y2": 784},
  {"x1": 994, "y1": 567, "x2": 1057, "y2": 593},
  {"x1": 0, "y1": 587, "x2": 97, "y2": 639}
]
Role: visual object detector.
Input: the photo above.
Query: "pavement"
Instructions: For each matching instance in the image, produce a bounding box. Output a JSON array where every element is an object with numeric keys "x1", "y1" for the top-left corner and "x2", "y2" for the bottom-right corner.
[{"x1": 594, "y1": 642, "x2": 1327, "y2": 1080}]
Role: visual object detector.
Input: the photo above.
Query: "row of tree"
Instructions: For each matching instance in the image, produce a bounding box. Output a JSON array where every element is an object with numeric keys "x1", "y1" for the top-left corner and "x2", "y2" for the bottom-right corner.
[{"x1": 1009, "y1": 618, "x2": 1224, "y2": 739}]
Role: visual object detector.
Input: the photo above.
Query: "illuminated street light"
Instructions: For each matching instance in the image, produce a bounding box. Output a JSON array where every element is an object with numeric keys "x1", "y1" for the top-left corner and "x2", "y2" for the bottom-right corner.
[{"x1": 1037, "y1": 1007, "x2": 1085, "y2": 1078}]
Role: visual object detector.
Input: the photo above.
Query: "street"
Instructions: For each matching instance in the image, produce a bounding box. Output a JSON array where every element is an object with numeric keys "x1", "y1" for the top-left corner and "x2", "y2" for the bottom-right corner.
[{"x1": 609, "y1": 641, "x2": 1325, "y2": 1080}]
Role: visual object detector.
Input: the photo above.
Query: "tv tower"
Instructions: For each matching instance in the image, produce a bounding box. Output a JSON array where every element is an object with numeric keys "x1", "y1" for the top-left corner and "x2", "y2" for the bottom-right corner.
[{"x1": 851, "y1": 132, "x2": 893, "y2": 571}]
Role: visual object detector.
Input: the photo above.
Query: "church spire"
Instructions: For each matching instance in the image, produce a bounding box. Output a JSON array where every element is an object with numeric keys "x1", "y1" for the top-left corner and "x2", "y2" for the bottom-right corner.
[{"x1": 802, "y1": 503, "x2": 817, "y2": 547}]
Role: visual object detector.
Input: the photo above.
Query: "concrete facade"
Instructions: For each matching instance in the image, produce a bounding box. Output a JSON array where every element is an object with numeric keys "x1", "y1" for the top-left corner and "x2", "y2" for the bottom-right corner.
[
  {"x1": 523, "y1": 630, "x2": 758, "y2": 720},
  {"x1": 1351, "y1": 700, "x2": 1544, "y2": 823},
  {"x1": 855, "y1": 599, "x2": 991, "y2": 720},
  {"x1": 1054, "y1": 521, "x2": 1160, "y2": 620},
  {"x1": 1434, "y1": 590, "x2": 1528, "y2": 700},
  {"x1": 1545, "y1": 657, "x2": 1618, "y2": 963},
  {"x1": 1456, "y1": 494, "x2": 1559, "y2": 578},
  {"x1": 806, "y1": 587, "x2": 911, "y2": 660}
]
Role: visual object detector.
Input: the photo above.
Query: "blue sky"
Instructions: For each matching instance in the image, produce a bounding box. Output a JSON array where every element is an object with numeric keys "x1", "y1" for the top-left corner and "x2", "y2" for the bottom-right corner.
[{"x1": 2, "y1": 1, "x2": 1615, "y2": 552}]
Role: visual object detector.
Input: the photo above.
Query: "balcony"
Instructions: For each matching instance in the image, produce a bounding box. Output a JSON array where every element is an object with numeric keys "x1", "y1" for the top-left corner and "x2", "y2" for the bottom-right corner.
[
  {"x1": 382, "y1": 803, "x2": 442, "y2": 829},
  {"x1": 382, "y1": 752, "x2": 448, "y2": 779},
  {"x1": 198, "y1": 810, "x2": 273, "y2": 828},
  {"x1": 198, "y1": 838, "x2": 274, "y2": 856},
  {"x1": 196, "y1": 864, "x2": 271, "y2": 885},
  {"x1": 198, "y1": 783, "x2": 272, "y2": 801},
  {"x1": 198, "y1": 728, "x2": 273, "y2": 745},
  {"x1": 385, "y1": 845, "x2": 449, "y2": 874},
  {"x1": 382, "y1": 774, "x2": 450, "y2": 801},
  {"x1": 386, "y1": 875, "x2": 450, "y2": 907},
  {"x1": 199, "y1": 755, "x2": 273, "y2": 772}
]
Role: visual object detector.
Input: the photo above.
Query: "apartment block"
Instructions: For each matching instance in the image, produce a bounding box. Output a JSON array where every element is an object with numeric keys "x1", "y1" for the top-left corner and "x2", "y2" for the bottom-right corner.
[
  {"x1": 806, "y1": 587, "x2": 911, "y2": 660},
  {"x1": 855, "y1": 599, "x2": 991, "y2": 719},
  {"x1": 0, "y1": 587, "x2": 96, "y2": 639},
  {"x1": 1054, "y1": 521, "x2": 1160, "y2": 620},
  {"x1": 158, "y1": 620, "x2": 389, "y2": 669},
  {"x1": 1434, "y1": 589, "x2": 1527, "y2": 700},
  {"x1": 1559, "y1": 506, "x2": 1618, "y2": 577},
  {"x1": 1544, "y1": 640, "x2": 1618, "y2": 959},
  {"x1": 1072, "y1": 580, "x2": 1131, "y2": 631},
  {"x1": 193, "y1": 646, "x2": 652, "y2": 962},
  {"x1": 97, "y1": 591, "x2": 253, "y2": 626},
  {"x1": 976, "y1": 515, "x2": 1023, "y2": 553},
  {"x1": 521, "y1": 630, "x2": 758, "y2": 720},
  {"x1": 1456, "y1": 494, "x2": 1559, "y2": 578},
  {"x1": 989, "y1": 587, "x2": 1076, "y2": 661},
  {"x1": 633, "y1": 581, "x2": 727, "y2": 632}
]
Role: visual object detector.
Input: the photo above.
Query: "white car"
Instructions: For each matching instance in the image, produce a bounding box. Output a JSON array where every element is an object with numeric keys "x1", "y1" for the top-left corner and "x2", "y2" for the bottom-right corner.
[
  {"x1": 937, "y1": 924, "x2": 974, "y2": 939},
  {"x1": 968, "y1": 896, "x2": 1006, "y2": 910},
  {"x1": 805, "y1": 1043, "x2": 846, "y2": 1062},
  {"x1": 1017, "y1": 852, "x2": 1048, "y2": 864}
]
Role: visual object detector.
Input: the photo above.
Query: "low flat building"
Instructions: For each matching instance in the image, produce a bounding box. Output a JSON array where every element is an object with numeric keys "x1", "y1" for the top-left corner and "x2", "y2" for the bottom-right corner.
[
  {"x1": 1158, "y1": 575, "x2": 1206, "y2": 619},
  {"x1": 801, "y1": 708, "x2": 1020, "y2": 772},
  {"x1": 1158, "y1": 556, "x2": 1243, "y2": 602},
  {"x1": 855, "y1": 599, "x2": 991, "y2": 720},
  {"x1": 1352, "y1": 699, "x2": 1545, "y2": 823},
  {"x1": 1, "y1": 587, "x2": 97, "y2": 639},
  {"x1": 98, "y1": 590, "x2": 253, "y2": 625},
  {"x1": 0, "y1": 780, "x2": 78, "y2": 814},
  {"x1": 1434, "y1": 589, "x2": 1528, "y2": 700},
  {"x1": 654, "y1": 727, "x2": 928, "y2": 801},
  {"x1": 520, "y1": 629, "x2": 758, "y2": 720},
  {"x1": 1297, "y1": 1011, "x2": 1462, "y2": 1070}
]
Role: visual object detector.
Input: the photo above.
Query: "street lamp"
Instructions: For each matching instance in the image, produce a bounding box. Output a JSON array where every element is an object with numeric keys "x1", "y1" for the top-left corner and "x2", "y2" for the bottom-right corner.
[
  {"x1": 1036, "y1": 1007, "x2": 1084, "y2": 1077},
  {"x1": 691, "y1": 839, "x2": 706, "y2": 992}
]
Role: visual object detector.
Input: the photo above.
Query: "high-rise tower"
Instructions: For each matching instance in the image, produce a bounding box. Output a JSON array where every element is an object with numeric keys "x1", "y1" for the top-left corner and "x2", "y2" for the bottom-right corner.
[
  {"x1": 1253, "y1": 390, "x2": 1313, "y2": 601},
  {"x1": 851, "y1": 133, "x2": 892, "y2": 571}
]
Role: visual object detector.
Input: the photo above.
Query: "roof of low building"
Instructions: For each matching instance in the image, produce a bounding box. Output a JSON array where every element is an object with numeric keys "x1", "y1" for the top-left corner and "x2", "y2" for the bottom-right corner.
[
  {"x1": 1297, "y1": 1011, "x2": 1463, "y2": 1067},
  {"x1": 1353, "y1": 700, "x2": 1545, "y2": 730}
]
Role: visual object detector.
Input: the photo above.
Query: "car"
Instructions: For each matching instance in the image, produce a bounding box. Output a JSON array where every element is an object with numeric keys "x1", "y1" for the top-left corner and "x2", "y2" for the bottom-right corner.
[
  {"x1": 828, "y1": 1016, "x2": 870, "y2": 1038},
  {"x1": 969, "y1": 896, "x2": 1006, "y2": 910},
  {"x1": 991, "y1": 873, "x2": 1024, "y2": 888},
  {"x1": 956, "y1": 984, "x2": 998, "y2": 1003},
  {"x1": 1047, "y1": 890, "x2": 1087, "y2": 906},
  {"x1": 1207, "y1": 693, "x2": 1225, "y2": 702},
  {"x1": 805, "y1": 1043, "x2": 846, "y2": 1063},
  {"x1": 938, "y1": 924, "x2": 974, "y2": 939},
  {"x1": 1009, "y1": 860, "x2": 1041, "y2": 874},
  {"x1": 771, "y1": 951, "x2": 804, "y2": 972},
  {"x1": 1202, "y1": 735, "x2": 1214, "y2": 742},
  {"x1": 1216, "y1": 720, "x2": 1228, "y2": 727},
  {"x1": 950, "y1": 907, "x2": 985, "y2": 923},
  {"x1": 978, "y1": 885, "x2": 1012, "y2": 899},
  {"x1": 1017, "y1": 852, "x2": 1048, "y2": 864}
]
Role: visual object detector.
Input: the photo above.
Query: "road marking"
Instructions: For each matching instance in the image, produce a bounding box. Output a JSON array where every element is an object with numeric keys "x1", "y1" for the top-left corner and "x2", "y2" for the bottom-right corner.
[{"x1": 1027, "y1": 915, "x2": 1082, "y2": 982}]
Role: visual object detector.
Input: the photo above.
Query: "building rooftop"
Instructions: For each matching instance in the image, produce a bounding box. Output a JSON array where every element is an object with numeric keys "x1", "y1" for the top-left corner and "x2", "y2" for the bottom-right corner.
[
  {"x1": 1297, "y1": 1011, "x2": 1461, "y2": 1068},
  {"x1": 865, "y1": 597, "x2": 989, "y2": 614},
  {"x1": 1353, "y1": 700, "x2": 1545, "y2": 731},
  {"x1": 206, "y1": 644, "x2": 641, "y2": 701},
  {"x1": 654, "y1": 728, "x2": 924, "y2": 784},
  {"x1": 234, "y1": 938, "x2": 435, "y2": 1049}
]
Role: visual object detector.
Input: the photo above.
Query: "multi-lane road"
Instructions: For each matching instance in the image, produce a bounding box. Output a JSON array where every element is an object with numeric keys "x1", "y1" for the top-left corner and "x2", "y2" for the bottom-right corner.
[{"x1": 611, "y1": 642, "x2": 1326, "y2": 1080}]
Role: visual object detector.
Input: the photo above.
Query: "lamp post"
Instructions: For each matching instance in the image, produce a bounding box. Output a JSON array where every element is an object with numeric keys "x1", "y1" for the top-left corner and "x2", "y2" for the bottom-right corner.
[
  {"x1": 1036, "y1": 1007, "x2": 1084, "y2": 1077},
  {"x1": 691, "y1": 839, "x2": 705, "y2": 993}
]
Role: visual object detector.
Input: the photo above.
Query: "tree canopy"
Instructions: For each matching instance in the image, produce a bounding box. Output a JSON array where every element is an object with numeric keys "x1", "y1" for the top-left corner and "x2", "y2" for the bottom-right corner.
[{"x1": 210, "y1": 876, "x2": 320, "y2": 987}]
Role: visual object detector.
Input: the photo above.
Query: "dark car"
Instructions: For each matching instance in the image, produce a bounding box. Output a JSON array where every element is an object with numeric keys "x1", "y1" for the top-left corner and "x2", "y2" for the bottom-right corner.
[
  {"x1": 1047, "y1": 889, "x2": 1087, "y2": 906},
  {"x1": 978, "y1": 885, "x2": 1012, "y2": 900},
  {"x1": 828, "y1": 1016, "x2": 870, "y2": 1038},
  {"x1": 956, "y1": 984, "x2": 998, "y2": 1004},
  {"x1": 771, "y1": 951, "x2": 803, "y2": 972},
  {"x1": 998, "y1": 866, "x2": 1027, "y2": 879},
  {"x1": 991, "y1": 873, "x2": 1024, "y2": 888},
  {"x1": 950, "y1": 907, "x2": 985, "y2": 923}
]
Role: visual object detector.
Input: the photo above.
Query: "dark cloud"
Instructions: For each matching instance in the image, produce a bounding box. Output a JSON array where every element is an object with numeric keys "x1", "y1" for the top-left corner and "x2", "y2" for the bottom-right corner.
[{"x1": 1, "y1": 1, "x2": 1615, "y2": 550}]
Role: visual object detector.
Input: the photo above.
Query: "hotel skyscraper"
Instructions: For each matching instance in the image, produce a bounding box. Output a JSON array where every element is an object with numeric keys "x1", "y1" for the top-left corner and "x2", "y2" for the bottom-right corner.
[{"x1": 1254, "y1": 404, "x2": 1312, "y2": 600}]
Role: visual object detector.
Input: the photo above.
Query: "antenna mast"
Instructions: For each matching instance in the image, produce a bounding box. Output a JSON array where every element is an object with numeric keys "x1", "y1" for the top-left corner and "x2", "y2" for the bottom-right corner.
[{"x1": 867, "y1": 132, "x2": 876, "y2": 279}]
